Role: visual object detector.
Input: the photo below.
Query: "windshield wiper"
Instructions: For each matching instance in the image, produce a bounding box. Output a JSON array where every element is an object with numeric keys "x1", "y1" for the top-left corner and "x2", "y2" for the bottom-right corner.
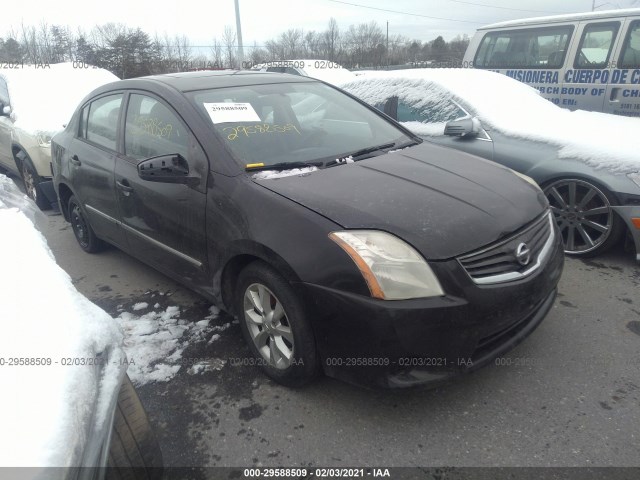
[
  {"x1": 324, "y1": 142, "x2": 396, "y2": 168},
  {"x1": 245, "y1": 161, "x2": 323, "y2": 172}
]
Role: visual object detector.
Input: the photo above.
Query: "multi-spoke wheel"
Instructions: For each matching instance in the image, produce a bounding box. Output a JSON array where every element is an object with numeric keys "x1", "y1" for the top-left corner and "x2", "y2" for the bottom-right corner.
[
  {"x1": 68, "y1": 195, "x2": 105, "y2": 253},
  {"x1": 236, "y1": 261, "x2": 319, "y2": 386},
  {"x1": 543, "y1": 178, "x2": 623, "y2": 256},
  {"x1": 20, "y1": 158, "x2": 50, "y2": 210}
]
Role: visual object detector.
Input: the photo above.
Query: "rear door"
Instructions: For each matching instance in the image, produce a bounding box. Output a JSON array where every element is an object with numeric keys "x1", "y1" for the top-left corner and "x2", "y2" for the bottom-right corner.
[
  {"x1": 604, "y1": 18, "x2": 640, "y2": 116},
  {"x1": 0, "y1": 76, "x2": 15, "y2": 172},
  {"x1": 114, "y1": 92, "x2": 210, "y2": 287},
  {"x1": 68, "y1": 93, "x2": 126, "y2": 247}
]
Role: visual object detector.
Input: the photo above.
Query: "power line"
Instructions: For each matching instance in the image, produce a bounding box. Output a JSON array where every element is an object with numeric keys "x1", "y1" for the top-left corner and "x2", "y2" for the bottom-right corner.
[
  {"x1": 430, "y1": 0, "x2": 569, "y2": 14},
  {"x1": 326, "y1": 0, "x2": 485, "y2": 24}
]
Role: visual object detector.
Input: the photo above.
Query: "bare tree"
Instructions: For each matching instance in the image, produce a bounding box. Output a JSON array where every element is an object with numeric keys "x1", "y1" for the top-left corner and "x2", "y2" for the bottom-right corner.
[{"x1": 222, "y1": 25, "x2": 237, "y2": 68}]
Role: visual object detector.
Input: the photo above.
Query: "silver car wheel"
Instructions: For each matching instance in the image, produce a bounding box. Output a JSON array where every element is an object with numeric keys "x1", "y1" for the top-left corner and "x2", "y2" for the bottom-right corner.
[
  {"x1": 243, "y1": 283, "x2": 294, "y2": 370},
  {"x1": 543, "y1": 179, "x2": 613, "y2": 255}
]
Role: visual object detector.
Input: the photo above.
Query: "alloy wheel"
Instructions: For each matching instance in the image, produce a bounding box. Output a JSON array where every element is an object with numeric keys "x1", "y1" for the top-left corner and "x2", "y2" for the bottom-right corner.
[
  {"x1": 22, "y1": 163, "x2": 37, "y2": 202},
  {"x1": 543, "y1": 179, "x2": 613, "y2": 255},
  {"x1": 243, "y1": 283, "x2": 294, "y2": 369}
]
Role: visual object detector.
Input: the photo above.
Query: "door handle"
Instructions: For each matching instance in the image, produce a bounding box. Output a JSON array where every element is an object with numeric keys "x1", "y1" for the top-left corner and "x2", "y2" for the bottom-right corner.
[
  {"x1": 116, "y1": 180, "x2": 134, "y2": 196},
  {"x1": 70, "y1": 155, "x2": 81, "y2": 166}
]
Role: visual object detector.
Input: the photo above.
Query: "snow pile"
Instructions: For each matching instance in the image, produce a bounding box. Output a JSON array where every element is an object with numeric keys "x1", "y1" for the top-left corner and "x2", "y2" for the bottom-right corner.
[
  {"x1": 251, "y1": 166, "x2": 318, "y2": 180},
  {"x1": 0, "y1": 174, "x2": 125, "y2": 468},
  {"x1": 117, "y1": 305, "x2": 229, "y2": 385},
  {"x1": 1, "y1": 63, "x2": 119, "y2": 135},
  {"x1": 340, "y1": 69, "x2": 640, "y2": 174}
]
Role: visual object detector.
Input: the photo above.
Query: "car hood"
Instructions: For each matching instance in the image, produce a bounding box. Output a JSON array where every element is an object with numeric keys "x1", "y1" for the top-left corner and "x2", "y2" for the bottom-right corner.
[{"x1": 253, "y1": 143, "x2": 548, "y2": 260}]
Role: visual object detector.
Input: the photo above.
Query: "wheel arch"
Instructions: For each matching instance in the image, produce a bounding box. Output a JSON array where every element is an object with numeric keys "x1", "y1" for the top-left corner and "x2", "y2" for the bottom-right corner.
[{"x1": 56, "y1": 182, "x2": 76, "y2": 221}]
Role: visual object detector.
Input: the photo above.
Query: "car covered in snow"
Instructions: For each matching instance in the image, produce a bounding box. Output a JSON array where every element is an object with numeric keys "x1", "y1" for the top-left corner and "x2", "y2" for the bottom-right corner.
[
  {"x1": 0, "y1": 174, "x2": 162, "y2": 476},
  {"x1": 340, "y1": 69, "x2": 640, "y2": 260},
  {"x1": 0, "y1": 63, "x2": 118, "y2": 209},
  {"x1": 52, "y1": 70, "x2": 563, "y2": 388}
]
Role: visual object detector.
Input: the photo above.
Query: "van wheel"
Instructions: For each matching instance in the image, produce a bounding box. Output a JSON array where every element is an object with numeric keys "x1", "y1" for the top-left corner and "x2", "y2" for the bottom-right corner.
[
  {"x1": 21, "y1": 158, "x2": 50, "y2": 210},
  {"x1": 106, "y1": 374, "x2": 163, "y2": 480},
  {"x1": 543, "y1": 178, "x2": 623, "y2": 257},
  {"x1": 68, "y1": 195, "x2": 105, "y2": 253},
  {"x1": 235, "y1": 261, "x2": 319, "y2": 387}
]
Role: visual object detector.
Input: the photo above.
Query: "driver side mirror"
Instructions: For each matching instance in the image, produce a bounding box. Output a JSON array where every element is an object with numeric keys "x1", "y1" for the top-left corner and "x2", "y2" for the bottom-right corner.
[
  {"x1": 1, "y1": 105, "x2": 11, "y2": 117},
  {"x1": 444, "y1": 117, "x2": 481, "y2": 138},
  {"x1": 137, "y1": 154, "x2": 198, "y2": 186}
]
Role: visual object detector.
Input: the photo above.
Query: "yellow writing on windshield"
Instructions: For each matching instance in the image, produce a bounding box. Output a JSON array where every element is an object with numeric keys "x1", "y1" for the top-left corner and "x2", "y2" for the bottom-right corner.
[
  {"x1": 223, "y1": 123, "x2": 301, "y2": 141},
  {"x1": 132, "y1": 115, "x2": 174, "y2": 139}
]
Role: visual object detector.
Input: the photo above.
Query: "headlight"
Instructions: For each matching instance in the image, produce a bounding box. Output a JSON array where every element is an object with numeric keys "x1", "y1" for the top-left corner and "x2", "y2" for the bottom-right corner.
[
  {"x1": 628, "y1": 172, "x2": 640, "y2": 189},
  {"x1": 329, "y1": 230, "x2": 444, "y2": 300},
  {"x1": 512, "y1": 170, "x2": 540, "y2": 189},
  {"x1": 36, "y1": 132, "x2": 53, "y2": 147}
]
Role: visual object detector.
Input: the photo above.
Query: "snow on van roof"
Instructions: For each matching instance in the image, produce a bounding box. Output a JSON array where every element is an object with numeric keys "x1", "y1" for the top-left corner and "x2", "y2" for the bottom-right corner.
[
  {"x1": 340, "y1": 69, "x2": 640, "y2": 174},
  {"x1": 479, "y1": 7, "x2": 640, "y2": 30},
  {"x1": 0, "y1": 62, "x2": 119, "y2": 135}
]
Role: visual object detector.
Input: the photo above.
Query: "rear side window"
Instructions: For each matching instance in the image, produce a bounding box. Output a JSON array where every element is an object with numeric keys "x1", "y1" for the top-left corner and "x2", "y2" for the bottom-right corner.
[
  {"x1": 619, "y1": 20, "x2": 640, "y2": 68},
  {"x1": 124, "y1": 94, "x2": 189, "y2": 160},
  {"x1": 574, "y1": 22, "x2": 620, "y2": 69},
  {"x1": 474, "y1": 26, "x2": 574, "y2": 69},
  {"x1": 83, "y1": 94, "x2": 123, "y2": 151}
]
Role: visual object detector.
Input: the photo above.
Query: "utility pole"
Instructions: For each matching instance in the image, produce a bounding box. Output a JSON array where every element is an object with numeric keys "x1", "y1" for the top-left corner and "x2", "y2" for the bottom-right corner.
[
  {"x1": 386, "y1": 21, "x2": 389, "y2": 69},
  {"x1": 234, "y1": 0, "x2": 245, "y2": 69}
]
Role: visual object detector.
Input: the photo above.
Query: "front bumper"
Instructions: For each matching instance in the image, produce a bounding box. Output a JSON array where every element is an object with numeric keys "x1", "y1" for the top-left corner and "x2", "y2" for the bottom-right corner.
[
  {"x1": 301, "y1": 231, "x2": 564, "y2": 388},
  {"x1": 612, "y1": 205, "x2": 640, "y2": 261}
]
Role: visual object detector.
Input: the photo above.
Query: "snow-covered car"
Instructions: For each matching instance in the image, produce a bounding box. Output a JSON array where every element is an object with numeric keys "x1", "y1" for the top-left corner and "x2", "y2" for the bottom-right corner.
[
  {"x1": 0, "y1": 63, "x2": 118, "y2": 209},
  {"x1": 0, "y1": 174, "x2": 162, "y2": 477},
  {"x1": 249, "y1": 59, "x2": 356, "y2": 85},
  {"x1": 340, "y1": 69, "x2": 640, "y2": 260}
]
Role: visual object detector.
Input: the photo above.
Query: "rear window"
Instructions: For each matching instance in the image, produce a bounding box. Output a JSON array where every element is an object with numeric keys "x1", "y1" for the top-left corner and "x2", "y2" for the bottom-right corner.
[{"x1": 474, "y1": 25, "x2": 574, "y2": 69}]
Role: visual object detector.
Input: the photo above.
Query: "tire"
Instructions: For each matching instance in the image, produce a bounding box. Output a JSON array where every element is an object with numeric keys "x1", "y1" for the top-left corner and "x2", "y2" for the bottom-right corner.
[
  {"x1": 543, "y1": 178, "x2": 624, "y2": 257},
  {"x1": 20, "y1": 157, "x2": 51, "y2": 210},
  {"x1": 68, "y1": 195, "x2": 106, "y2": 253},
  {"x1": 106, "y1": 374, "x2": 163, "y2": 480},
  {"x1": 235, "y1": 261, "x2": 319, "y2": 387}
]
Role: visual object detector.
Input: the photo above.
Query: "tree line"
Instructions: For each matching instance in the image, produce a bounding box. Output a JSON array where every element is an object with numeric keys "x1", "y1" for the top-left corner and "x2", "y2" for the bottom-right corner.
[{"x1": 0, "y1": 19, "x2": 470, "y2": 79}]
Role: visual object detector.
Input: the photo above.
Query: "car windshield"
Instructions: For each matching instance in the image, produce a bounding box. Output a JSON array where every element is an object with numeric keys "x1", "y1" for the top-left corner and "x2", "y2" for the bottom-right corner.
[{"x1": 189, "y1": 81, "x2": 413, "y2": 167}]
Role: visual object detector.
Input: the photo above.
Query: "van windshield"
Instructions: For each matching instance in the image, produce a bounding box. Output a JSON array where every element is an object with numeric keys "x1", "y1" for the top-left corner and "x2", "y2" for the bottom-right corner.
[{"x1": 189, "y1": 81, "x2": 413, "y2": 167}]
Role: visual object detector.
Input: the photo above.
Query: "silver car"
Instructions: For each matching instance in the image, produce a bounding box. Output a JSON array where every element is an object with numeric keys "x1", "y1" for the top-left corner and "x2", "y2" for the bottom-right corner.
[{"x1": 341, "y1": 69, "x2": 640, "y2": 260}]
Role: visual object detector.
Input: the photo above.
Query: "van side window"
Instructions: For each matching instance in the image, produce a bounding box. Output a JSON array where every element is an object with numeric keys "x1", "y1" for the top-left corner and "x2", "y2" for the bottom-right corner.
[
  {"x1": 574, "y1": 22, "x2": 620, "y2": 69},
  {"x1": 85, "y1": 94, "x2": 123, "y2": 151},
  {"x1": 474, "y1": 26, "x2": 574, "y2": 69},
  {"x1": 620, "y1": 20, "x2": 640, "y2": 68}
]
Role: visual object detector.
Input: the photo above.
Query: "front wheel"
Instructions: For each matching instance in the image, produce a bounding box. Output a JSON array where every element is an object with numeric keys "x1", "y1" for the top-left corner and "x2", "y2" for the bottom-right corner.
[
  {"x1": 21, "y1": 158, "x2": 50, "y2": 210},
  {"x1": 543, "y1": 178, "x2": 623, "y2": 257},
  {"x1": 235, "y1": 261, "x2": 319, "y2": 387}
]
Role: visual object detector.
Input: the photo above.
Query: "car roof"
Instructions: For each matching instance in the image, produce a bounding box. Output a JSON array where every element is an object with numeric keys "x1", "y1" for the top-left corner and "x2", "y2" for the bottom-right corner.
[
  {"x1": 479, "y1": 7, "x2": 640, "y2": 30},
  {"x1": 121, "y1": 70, "x2": 318, "y2": 92}
]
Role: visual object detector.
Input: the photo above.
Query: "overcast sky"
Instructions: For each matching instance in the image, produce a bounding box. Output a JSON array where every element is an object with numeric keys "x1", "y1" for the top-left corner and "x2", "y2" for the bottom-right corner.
[{"x1": 5, "y1": 0, "x2": 640, "y2": 49}]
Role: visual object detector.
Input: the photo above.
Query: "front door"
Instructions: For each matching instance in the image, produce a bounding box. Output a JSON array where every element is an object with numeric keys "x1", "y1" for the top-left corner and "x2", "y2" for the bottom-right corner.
[{"x1": 114, "y1": 92, "x2": 209, "y2": 288}]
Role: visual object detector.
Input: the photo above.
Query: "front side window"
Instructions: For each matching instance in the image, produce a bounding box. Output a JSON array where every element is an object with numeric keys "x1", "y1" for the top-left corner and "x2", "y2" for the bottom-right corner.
[
  {"x1": 396, "y1": 98, "x2": 467, "y2": 124},
  {"x1": 85, "y1": 94, "x2": 123, "y2": 151},
  {"x1": 475, "y1": 26, "x2": 574, "y2": 69},
  {"x1": 620, "y1": 20, "x2": 640, "y2": 68},
  {"x1": 0, "y1": 77, "x2": 10, "y2": 106},
  {"x1": 574, "y1": 22, "x2": 619, "y2": 69},
  {"x1": 124, "y1": 94, "x2": 189, "y2": 160},
  {"x1": 189, "y1": 82, "x2": 412, "y2": 167}
]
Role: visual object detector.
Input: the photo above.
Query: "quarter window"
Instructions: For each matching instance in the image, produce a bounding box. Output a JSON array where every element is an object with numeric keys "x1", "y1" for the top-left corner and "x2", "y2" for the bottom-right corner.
[
  {"x1": 474, "y1": 26, "x2": 574, "y2": 69},
  {"x1": 619, "y1": 20, "x2": 640, "y2": 68},
  {"x1": 574, "y1": 22, "x2": 620, "y2": 69},
  {"x1": 124, "y1": 94, "x2": 189, "y2": 160},
  {"x1": 84, "y1": 94, "x2": 123, "y2": 151}
]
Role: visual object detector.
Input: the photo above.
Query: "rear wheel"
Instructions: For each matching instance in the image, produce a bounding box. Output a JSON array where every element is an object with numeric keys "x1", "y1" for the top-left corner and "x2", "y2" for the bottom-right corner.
[
  {"x1": 68, "y1": 195, "x2": 105, "y2": 253},
  {"x1": 543, "y1": 178, "x2": 623, "y2": 256},
  {"x1": 235, "y1": 261, "x2": 319, "y2": 387}
]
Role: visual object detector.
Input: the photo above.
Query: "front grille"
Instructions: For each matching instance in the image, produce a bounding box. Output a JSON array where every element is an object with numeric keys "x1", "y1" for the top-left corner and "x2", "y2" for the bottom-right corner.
[{"x1": 458, "y1": 212, "x2": 554, "y2": 285}]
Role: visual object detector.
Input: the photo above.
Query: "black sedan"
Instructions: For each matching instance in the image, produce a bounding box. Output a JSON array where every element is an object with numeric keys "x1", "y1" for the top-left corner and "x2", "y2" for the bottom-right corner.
[{"x1": 52, "y1": 71, "x2": 564, "y2": 388}]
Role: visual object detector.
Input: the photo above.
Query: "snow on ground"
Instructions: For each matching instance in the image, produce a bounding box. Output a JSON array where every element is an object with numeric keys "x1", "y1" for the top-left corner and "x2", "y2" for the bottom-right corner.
[
  {"x1": 340, "y1": 69, "x2": 640, "y2": 174},
  {"x1": 117, "y1": 304, "x2": 233, "y2": 385},
  {"x1": 0, "y1": 175, "x2": 125, "y2": 468},
  {"x1": 1, "y1": 62, "x2": 119, "y2": 135}
]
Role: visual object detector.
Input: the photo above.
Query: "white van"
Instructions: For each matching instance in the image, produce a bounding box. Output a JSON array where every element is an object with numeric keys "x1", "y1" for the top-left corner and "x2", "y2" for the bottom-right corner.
[{"x1": 463, "y1": 8, "x2": 640, "y2": 117}]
